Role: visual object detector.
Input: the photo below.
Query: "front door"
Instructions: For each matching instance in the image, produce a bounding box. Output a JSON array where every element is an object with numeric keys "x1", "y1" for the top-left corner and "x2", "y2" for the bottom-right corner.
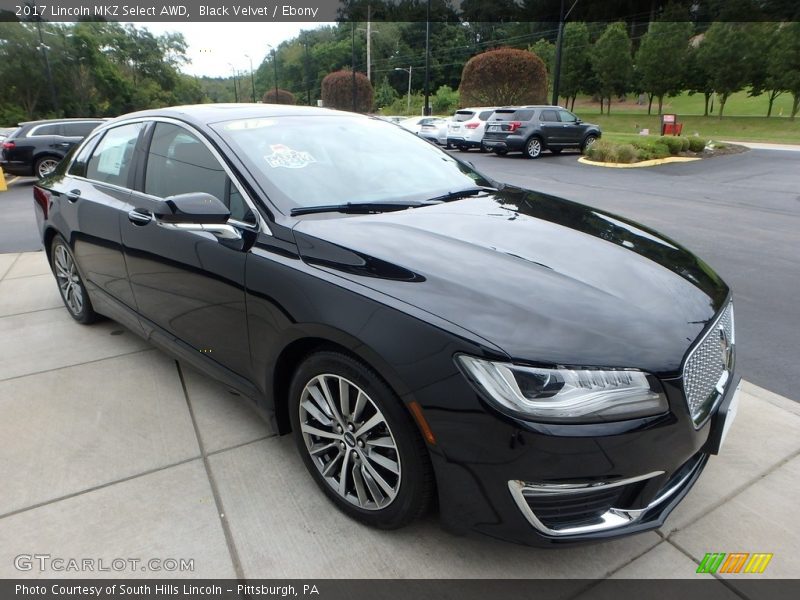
[
  {"x1": 120, "y1": 121, "x2": 259, "y2": 377},
  {"x1": 557, "y1": 109, "x2": 585, "y2": 146}
]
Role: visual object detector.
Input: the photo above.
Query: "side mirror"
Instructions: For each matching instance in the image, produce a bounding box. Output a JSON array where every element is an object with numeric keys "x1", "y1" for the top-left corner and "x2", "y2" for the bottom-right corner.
[
  {"x1": 575, "y1": 118, "x2": 583, "y2": 124},
  {"x1": 155, "y1": 192, "x2": 230, "y2": 224},
  {"x1": 154, "y1": 193, "x2": 241, "y2": 241}
]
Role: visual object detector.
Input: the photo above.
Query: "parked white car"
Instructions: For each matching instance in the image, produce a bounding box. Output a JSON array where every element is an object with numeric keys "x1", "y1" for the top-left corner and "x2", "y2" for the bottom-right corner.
[
  {"x1": 446, "y1": 107, "x2": 499, "y2": 152},
  {"x1": 399, "y1": 116, "x2": 449, "y2": 146}
]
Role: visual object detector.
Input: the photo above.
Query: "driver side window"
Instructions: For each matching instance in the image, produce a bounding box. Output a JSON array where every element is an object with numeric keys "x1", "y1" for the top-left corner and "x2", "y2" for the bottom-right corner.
[
  {"x1": 144, "y1": 123, "x2": 256, "y2": 225},
  {"x1": 558, "y1": 110, "x2": 578, "y2": 123}
]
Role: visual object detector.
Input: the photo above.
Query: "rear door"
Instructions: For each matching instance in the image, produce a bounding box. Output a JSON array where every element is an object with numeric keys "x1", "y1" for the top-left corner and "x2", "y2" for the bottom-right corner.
[
  {"x1": 538, "y1": 109, "x2": 563, "y2": 145},
  {"x1": 120, "y1": 120, "x2": 259, "y2": 377},
  {"x1": 51, "y1": 122, "x2": 144, "y2": 311}
]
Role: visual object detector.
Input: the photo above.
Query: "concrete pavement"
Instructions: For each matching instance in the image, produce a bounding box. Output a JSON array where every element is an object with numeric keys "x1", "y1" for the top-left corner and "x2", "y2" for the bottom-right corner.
[{"x1": 0, "y1": 251, "x2": 798, "y2": 584}]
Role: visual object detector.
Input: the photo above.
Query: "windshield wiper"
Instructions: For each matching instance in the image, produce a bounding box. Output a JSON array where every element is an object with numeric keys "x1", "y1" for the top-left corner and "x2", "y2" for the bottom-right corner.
[
  {"x1": 290, "y1": 201, "x2": 423, "y2": 216},
  {"x1": 424, "y1": 186, "x2": 497, "y2": 204}
]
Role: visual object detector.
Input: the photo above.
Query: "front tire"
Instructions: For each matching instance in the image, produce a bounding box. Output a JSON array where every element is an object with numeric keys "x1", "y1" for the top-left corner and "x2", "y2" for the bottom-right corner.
[
  {"x1": 494, "y1": 148, "x2": 508, "y2": 156},
  {"x1": 525, "y1": 137, "x2": 543, "y2": 159},
  {"x1": 51, "y1": 236, "x2": 99, "y2": 324},
  {"x1": 289, "y1": 351, "x2": 434, "y2": 529},
  {"x1": 581, "y1": 135, "x2": 598, "y2": 154}
]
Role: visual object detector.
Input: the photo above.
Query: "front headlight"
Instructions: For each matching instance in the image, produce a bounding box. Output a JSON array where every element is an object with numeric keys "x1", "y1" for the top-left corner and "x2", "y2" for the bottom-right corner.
[{"x1": 456, "y1": 355, "x2": 668, "y2": 423}]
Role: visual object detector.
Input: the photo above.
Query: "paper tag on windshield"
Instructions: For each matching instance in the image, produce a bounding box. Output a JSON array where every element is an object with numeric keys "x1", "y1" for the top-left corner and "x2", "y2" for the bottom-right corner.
[{"x1": 264, "y1": 144, "x2": 316, "y2": 169}]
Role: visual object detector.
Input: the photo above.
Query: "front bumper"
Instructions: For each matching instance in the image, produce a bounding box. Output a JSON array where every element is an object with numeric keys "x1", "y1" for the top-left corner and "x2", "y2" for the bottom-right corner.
[{"x1": 419, "y1": 366, "x2": 739, "y2": 546}]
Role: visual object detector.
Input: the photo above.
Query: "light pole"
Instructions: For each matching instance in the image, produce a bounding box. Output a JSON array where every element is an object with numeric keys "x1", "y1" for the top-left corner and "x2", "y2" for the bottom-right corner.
[
  {"x1": 423, "y1": 0, "x2": 431, "y2": 116},
  {"x1": 394, "y1": 67, "x2": 412, "y2": 114},
  {"x1": 227, "y1": 63, "x2": 239, "y2": 102},
  {"x1": 244, "y1": 54, "x2": 256, "y2": 102},
  {"x1": 552, "y1": 0, "x2": 580, "y2": 106}
]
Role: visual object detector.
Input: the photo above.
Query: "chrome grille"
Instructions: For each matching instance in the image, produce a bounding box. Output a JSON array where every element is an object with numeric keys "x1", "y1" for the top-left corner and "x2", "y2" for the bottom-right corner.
[{"x1": 683, "y1": 303, "x2": 734, "y2": 427}]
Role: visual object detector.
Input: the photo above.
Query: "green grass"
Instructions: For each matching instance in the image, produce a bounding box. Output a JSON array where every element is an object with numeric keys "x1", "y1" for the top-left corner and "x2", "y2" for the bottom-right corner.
[
  {"x1": 576, "y1": 113, "x2": 800, "y2": 144},
  {"x1": 571, "y1": 90, "x2": 796, "y2": 117}
]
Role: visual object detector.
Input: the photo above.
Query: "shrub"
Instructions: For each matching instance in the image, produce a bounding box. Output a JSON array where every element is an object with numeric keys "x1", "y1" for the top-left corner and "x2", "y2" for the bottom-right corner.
[
  {"x1": 688, "y1": 137, "x2": 708, "y2": 152},
  {"x1": 659, "y1": 136, "x2": 684, "y2": 155},
  {"x1": 459, "y1": 47, "x2": 547, "y2": 107},
  {"x1": 432, "y1": 85, "x2": 460, "y2": 115},
  {"x1": 651, "y1": 142, "x2": 671, "y2": 158},
  {"x1": 615, "y1": 144, "x2": 637, "y2": 163},
  {"x1": 262, "y1": 88, "x2": 296, "y2": 105},
  {"x1": 586, "y1": 140, "x2": 618, "y2": 162},
  {"x1": 321, "y1": 69, "x2": 374, "y2": 113}
]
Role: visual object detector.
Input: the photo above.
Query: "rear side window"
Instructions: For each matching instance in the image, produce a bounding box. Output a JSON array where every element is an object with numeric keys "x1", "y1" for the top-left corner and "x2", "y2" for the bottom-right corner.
[
  {"x1": 86, "y1": 122, "x2": 143, "y2": 187},
  {"x1": 478, "y1": 111, "x2": 494, "y2": 121},
  {"x1": 454, "y1": 111, "x2": 475, "y2": 122},
  {"x1": 540, "y1": 110, "x2": 559, "y2": 122},
  {"x1": 62, "y1": 122, "x2": 100, "y2": 137},
  {"x1": 145, "y1": 122, "x2": 254, "y2": 224},
  {"x1": 30, "y1": 124, "x2": 61, "y2": 136}
]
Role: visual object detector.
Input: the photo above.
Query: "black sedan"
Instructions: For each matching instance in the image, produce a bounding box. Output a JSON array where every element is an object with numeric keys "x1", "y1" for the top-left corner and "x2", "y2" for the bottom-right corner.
[{"x1": 33, "y1": 105, "x2": 740, "y2": 546}]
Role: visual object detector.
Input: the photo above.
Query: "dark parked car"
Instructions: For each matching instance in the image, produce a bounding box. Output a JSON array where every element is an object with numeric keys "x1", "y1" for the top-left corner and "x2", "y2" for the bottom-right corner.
[
  {"x1": 34, "y1": 105, "x2": 739, "y2": 546},
  {"x1": 1, "y1": 118, "x2": 106, "y2": 178},
  {"x1": 483, "y1": 106, "x2": 601, "y2": 158}
]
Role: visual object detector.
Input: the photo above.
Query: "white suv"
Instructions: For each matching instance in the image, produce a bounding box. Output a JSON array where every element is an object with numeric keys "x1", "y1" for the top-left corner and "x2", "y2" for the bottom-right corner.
[{"x1": 446, "y1": 107, "x2": 499, "y2": 152}]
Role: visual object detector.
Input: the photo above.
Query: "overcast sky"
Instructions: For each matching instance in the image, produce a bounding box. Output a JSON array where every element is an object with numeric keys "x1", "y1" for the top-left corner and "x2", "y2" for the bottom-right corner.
[{"x1": 138, "y1": 22, "x2": 332, "y2": 78}]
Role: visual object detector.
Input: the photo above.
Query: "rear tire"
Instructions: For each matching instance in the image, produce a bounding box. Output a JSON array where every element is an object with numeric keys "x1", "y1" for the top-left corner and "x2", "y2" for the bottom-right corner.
[
  {"x1": 525, "y1": 137, "x2": 543, "y2": 159},
  {"x1": 289, "y1": 351, "x2": 434, "y2": 530},
  {"x1": 50, "y1": 236, "x2": 99, "y2": 324},
  {"x1": 457, "y1": 145, "x2": 469, "y2": 152},
  {"x1": 35, "y1": 155, "x2": 61, "y2": 179}
]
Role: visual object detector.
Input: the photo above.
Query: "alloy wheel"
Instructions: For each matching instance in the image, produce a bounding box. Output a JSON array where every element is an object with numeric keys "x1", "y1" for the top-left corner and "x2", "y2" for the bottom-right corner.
[
  {"x1": 299, "y1": 373, "x2": 402, "y2": 510},
  {"x1": 53, "y1": 244, "x2": 84, "y2": 316},
  {"x1": 526, "y1": 138, "x2": 542, "y2": 158},
  {"x1": 37, "y1": 158, "x2": 59, "y2": 178},
  {"x1": 582, "y1": 135, "x2": 597, "y2": 153}
]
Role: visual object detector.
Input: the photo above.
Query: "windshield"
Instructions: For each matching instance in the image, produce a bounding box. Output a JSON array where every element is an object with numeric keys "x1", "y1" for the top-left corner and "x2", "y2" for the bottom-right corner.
[{"x1": 212, "y1": 115, "x2": 491, "y2": 213}]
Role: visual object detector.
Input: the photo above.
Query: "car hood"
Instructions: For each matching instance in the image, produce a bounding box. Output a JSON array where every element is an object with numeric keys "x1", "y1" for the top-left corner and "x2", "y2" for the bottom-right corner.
[{"x1": 292, "y1": 188, "x2": 729, "y2": 376}]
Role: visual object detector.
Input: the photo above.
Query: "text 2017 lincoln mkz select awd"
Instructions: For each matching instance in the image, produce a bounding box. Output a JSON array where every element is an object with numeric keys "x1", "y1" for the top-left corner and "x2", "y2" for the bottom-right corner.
[{"x1": 34, "y1": 105, "x2": 740, "y2": 546}]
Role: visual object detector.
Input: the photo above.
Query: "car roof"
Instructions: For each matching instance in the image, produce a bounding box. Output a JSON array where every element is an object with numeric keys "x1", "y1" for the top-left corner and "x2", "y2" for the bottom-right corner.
[
  {"x1": 494, "y1": 105, "x2": 565, "y2": 110},
  {"x1": 104, "y1": 104, "x2": 361, "y2": 129}
]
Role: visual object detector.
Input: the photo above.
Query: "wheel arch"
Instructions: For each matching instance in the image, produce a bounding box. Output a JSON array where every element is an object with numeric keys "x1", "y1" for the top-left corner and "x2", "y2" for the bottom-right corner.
[{"x1": 268, "y1": 329, "x2": 413, "y2": 436}]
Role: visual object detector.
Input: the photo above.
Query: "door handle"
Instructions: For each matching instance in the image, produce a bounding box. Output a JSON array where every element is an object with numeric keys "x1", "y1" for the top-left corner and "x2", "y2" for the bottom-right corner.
[
  {"x1": 127, "y1": 209, "x2": 152, "y2": 225},
  {"x1": 66, "y1": 189, "x2": 81, "y2": 202}
]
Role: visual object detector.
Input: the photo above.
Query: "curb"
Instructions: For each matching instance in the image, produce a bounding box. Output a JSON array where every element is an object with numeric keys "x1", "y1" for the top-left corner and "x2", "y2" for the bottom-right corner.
[{"x1": 577, "y1": 156, "x2": 702, "y2": 169}]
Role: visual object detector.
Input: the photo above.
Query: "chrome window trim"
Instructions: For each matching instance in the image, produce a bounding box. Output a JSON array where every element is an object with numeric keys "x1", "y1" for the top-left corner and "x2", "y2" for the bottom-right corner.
[
  {"x1": 508, "y1": 457, "x2": 703, "y2": 537},
  {"x1": 66, "y1": 116, "x2": 271, "y2": 236},
  {"x1": 28, "y1": 120, "x2": 104, "y2": 138}
]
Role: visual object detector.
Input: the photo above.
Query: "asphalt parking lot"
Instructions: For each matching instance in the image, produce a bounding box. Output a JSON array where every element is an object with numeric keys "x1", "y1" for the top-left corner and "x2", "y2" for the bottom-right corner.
[{"x1": 1, "y1": 148, "x2": 799, "y2": 582}]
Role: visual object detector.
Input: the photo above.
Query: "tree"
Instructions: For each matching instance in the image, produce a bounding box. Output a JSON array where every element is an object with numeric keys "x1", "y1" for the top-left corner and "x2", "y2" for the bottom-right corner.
[
  {"x1": 263, "y1": 89, "x2": 296, "y2": 105},
  {"x1": 559, "y1": 22, "x2": 593, "y2": 110},
  {"x1": 321, "y1": 69, "x2": 373, "y2": 113},
  {"x1": 685, "y1": 40, "x2": 714, "y2": 116},
  {"x1": 696, "y1": 22, "x2": 756, "y2": 118},
  {"x1": 373, "y1": 76, "x2": 398, "y2": 109},
  {"x1": 749, "y1": 23, "x2": 784, "y2": 117},
  {"x1": 769, "y1": 21, "x2": 800, "y2": 119},
  {"x1": 459, "y1": 48, "x2": 547, "y2": 107},
  {"x1": 636, "y1": 19, "x2": 692, "y2": 115},
  {"x1": 432, "y1": 85, "x2": 459, "y2": 115},
  {"x1": 591, "y1": 22, "x2": 633, "y2": 114},
  {"x1": 529, "y1": 38, "x2": 555, "y2": 78}
]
